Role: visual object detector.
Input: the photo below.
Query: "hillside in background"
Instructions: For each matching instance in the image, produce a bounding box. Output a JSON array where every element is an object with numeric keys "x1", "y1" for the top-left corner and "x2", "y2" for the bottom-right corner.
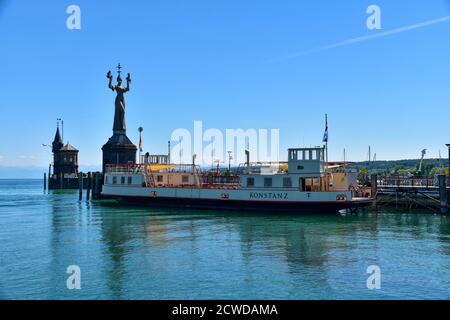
[{"x1": 348, "y1": 158, "x2": 448, "y2": 175}]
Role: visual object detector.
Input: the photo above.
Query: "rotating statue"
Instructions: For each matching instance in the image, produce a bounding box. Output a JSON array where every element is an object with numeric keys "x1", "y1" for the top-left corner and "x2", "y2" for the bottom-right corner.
[
  {"x1": 102, "y1": 63, "x2": 137, "y2": 174},
  {"x1": 107, "y1": 63, "x2": 131, "y2": 133}
]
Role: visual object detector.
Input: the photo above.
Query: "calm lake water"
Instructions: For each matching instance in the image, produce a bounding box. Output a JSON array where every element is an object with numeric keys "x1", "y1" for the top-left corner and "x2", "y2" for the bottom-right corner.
[{"x1": 1, "y1": 179, "x2": 450, "y2": 300}]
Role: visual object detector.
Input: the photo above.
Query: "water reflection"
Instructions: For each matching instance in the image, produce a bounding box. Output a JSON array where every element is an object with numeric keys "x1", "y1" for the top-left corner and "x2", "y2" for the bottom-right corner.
[
  {"x1": 100, "y1": 213, "x2": 128, "y2": 299},
  {"x1": 6, "y1": 180, "x2": 450, "y2": 299},
  {"x1": 46, "y1": 195, "x2": 450, "y2": 299},
  {"x1": 48, "y1": 190, "x2": 85, "y2": 298}
]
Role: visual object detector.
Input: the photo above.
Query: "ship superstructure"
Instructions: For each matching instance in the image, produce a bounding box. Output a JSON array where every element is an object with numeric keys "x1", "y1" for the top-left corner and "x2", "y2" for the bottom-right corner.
[{"x1": 102, "y1": 146, "x2": 371, "y2": 213}]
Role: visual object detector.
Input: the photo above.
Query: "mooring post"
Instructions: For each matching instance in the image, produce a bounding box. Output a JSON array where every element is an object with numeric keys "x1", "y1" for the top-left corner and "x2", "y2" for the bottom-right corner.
[
  {"x1": 95, "y1": 172, "x2": 102, "y2": 199},
  {"x1": 60, "y1": 173, "x2": 63, "y2": 189},
  {"x1": 91, "y1": 172, "x2": 99, "y2": 200},
  {"x1": 438, "y1": 174, "x2": 448, "y2": 214},
  {"x1": 44, "y1": 173, "x2": 47, "y2": 191},
  {"x1": 371, "y1": 174, "x2": 378, "y2": 211},
  {"x1": 86, "y1": 172, "x2": 91, "y2": 201},
  {"x1": 78, "y1": 172, "x2": 83, "y2": 201},
  {"x1": 48, "y1": 164, "x2": 51, "y2": 190},
  {"x1": 91, "y1": 172, "x2": 95, "y2": 200}
]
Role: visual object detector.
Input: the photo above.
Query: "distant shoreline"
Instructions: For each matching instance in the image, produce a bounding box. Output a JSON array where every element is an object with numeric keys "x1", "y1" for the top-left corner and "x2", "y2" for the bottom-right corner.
[
  {"x1": 0, "y1": 165, "x2": 101, "y2": 180},
  {"x1": 0, "y1": 178, "x2": 42, "y2": 180}
]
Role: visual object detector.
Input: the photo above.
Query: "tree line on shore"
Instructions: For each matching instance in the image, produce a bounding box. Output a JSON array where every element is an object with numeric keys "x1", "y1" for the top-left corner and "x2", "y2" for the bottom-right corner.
[{"x1": 348, "y1": 158, "x2": 448, "y2": 182}]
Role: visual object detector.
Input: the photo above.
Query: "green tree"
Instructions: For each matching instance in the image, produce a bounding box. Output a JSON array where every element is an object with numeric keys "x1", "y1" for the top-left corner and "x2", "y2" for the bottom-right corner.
[{"x1": 358, "y1": 167, "x2": 368, "y2": 183}]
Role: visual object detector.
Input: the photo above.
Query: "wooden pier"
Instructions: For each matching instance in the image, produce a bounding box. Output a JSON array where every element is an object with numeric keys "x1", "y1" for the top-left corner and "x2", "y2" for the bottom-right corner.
[
  {"x1": 46, "y1": 171, "x2": 103, "y2": 201},
  {"x1": 372, "y1": 174, "x2": 449, "y2": 213}
]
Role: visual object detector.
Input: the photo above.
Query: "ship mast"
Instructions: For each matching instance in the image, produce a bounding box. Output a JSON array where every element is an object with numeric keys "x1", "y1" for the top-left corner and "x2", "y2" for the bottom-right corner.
[{"x1": 323, "y1": 114, "x2": 329, "y2": 167}]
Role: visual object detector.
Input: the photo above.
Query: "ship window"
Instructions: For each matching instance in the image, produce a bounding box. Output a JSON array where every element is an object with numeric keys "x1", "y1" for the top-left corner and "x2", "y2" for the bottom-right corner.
[
  {"x1": 182, "y1": 175, "x2": 189, "y2": 183},
  {"x1": 112, "y1": 176, "x2": 117, "y2": 184},
  {"x1": 247, "y1": 177, "x2": 255, "y2": 187},
  {"x1": 264, "y1": 178, "x2": 272, "y2": 187},
  {"x1": 127, "y1": 176, "x2": 132, "y2": 184},
  {"x1": 311, "y1": 151, "x2": 317, "y2": 160},
  {"x1": 121, "y1": 176, "x2": 125, "y2": 184},
  {"x1": 290, "y1": 150, "x2": 298, "y2": 161},
  {"x1": 157, "y1": 175, "x2": 163, "y2": 182},
  {"x1": 283, "y1": 177, "x2": 292, "y2": 188},
  {"x1": 105, "y1": 176, "x2": 109, "y2": 184}
]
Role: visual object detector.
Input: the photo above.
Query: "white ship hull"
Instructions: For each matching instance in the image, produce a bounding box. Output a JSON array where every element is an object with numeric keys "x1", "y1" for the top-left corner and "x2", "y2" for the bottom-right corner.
[
  {"x1": 101, "y1": 145, "x2": 373, "y2": 214},
  {"x1": 102, "y1": 185, "x2": 371, "y2": 213}
]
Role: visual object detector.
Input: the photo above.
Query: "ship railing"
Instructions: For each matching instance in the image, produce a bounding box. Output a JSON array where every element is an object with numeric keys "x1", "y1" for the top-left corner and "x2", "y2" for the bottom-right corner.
[
  {"x1": 236, "y1": 161, "x2": 288, "y2": 174},
  {"x1": 158, "y1": 163, "x2": 204, "y2": 173},
  {"x1": 105, "y1": 163, "x2": 202, "y2": 174},
  {"x1": 378, "y1": 175, "x2": 440, "y2": 188},
  {"x1": 105, "y1": 164, "x2": 146, "y2": 174},
  {"x1": 201, "y1": 174, "x2": 240, "y2": 185},
  {"x1": 142, "y1": 163, "x2": 204, "y2": 188}
]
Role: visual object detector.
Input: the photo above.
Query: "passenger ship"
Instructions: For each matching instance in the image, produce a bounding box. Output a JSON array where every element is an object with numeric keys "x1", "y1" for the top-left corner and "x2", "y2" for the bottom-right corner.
[{"x1": 102, "y1": 146, "x2": 372, "y2": 213}]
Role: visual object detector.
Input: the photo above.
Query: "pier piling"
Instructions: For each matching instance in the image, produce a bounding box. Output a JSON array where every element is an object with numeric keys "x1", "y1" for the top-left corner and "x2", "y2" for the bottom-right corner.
[
  {"x1": 44, "y1": 173, "x2": 47, "y2": 191},
  {"x1": 78, "y1": 172, "x2": 83, "y2": 201},
  {"x1": 92, "y1": 172, "x2": 102, "y2": 200},
  {"x1": 438, "y1": 175, "x2": 448, "y2": 214},
  {"x1": 91, "y1": 172, "x2": 95, "y2": 200},
  {"x1": 86, "y1": 172, "x2": 91, "y2": 201}
]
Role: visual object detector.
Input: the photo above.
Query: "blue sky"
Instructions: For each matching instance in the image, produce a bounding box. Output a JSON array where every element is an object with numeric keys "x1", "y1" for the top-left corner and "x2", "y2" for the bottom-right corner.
[{"x1": 0, "y1": 0, "x2": 449, "y2": 170}]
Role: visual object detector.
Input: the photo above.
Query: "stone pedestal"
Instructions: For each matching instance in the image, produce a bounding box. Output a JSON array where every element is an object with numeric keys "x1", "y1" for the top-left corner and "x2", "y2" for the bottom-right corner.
[{"x1": 102, "y1": 131, "x2": 137, "y2": 174}]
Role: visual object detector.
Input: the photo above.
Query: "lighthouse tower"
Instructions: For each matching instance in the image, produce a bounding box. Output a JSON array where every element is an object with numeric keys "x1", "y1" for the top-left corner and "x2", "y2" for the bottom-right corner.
[{"x1": 51, "y1": 124, "x2": 79, "y2": 177}]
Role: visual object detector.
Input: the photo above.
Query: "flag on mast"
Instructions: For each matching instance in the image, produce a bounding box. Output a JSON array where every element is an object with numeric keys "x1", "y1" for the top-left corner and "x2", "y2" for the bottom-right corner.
[
  {"x1": 322, "y1": 114, "x2": 328, "y2": 143},
  {"x1": 138, "y1": 127, "x2": 143, "y2": 152}
]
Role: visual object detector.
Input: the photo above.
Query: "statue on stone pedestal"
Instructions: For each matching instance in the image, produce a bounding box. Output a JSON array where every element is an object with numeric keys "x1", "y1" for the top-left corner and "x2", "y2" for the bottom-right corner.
[{"x1": 107, "y1": 63, "x2": 131, "y2": 133}]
